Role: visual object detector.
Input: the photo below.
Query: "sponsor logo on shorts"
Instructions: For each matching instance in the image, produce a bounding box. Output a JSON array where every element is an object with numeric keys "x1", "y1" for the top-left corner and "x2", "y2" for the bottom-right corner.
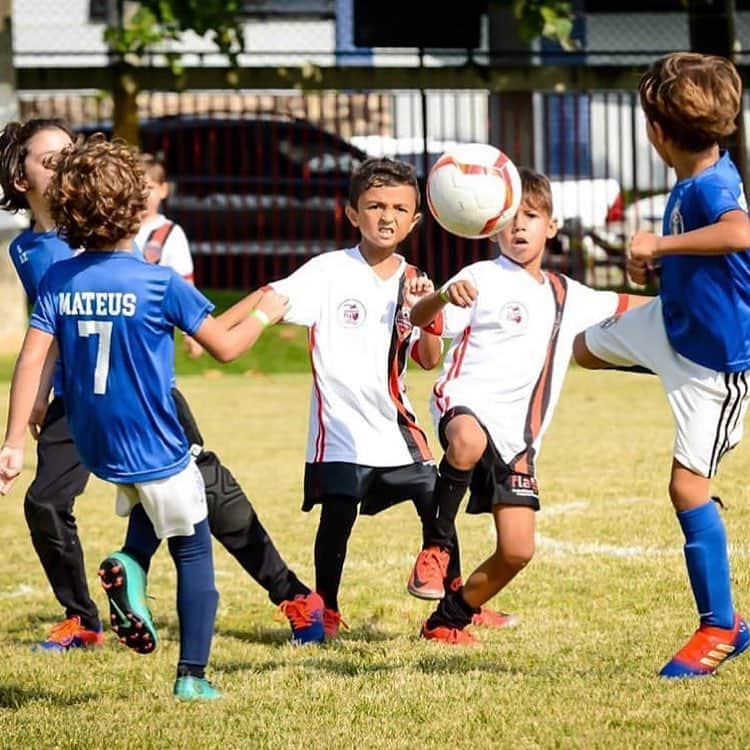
[
  {"x1": 510, "y1": 474, "x2": 539, "y2": 497},
  {"x1": 337, "y1": 299, "x2": 366, "y2": 328}
]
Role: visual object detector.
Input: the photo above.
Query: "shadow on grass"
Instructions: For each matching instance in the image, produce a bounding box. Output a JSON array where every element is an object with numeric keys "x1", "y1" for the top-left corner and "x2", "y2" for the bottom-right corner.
[
  {"x1": 0, "y1": 684, "x2": 97, "y2": 709},
  {"x1": 219, "y1": 653, "x2": 399, "y2": 677},
  {"x1": 215, "y1": 622, "x2": 395, "y2": 646}
]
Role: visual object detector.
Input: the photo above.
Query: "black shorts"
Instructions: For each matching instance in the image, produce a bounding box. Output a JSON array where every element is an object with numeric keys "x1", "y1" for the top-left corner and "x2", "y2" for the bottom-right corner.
[
  {"x1": 303, "y1": 461, "x2": 437, "y2": 515},
  {"x1": 438, "y1": 406, "x2": 541, "y2": 513}
]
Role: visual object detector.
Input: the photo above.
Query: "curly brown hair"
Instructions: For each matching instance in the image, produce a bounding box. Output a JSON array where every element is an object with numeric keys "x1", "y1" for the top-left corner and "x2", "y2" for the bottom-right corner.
[
  {"x1": 349, "y1": 157, "x2": 421, "y2": 210},
  {"x1": 46, "y1": 135, "x2": 148, "y2": 250},
  {"x1": 639, "y1": 52, "x2": 741, "y2": 152},
  {"x1": 0, "y1": 118, "x2": 74, "y2": 212},
  {"x1": 518, "y1": 167, "x2": 553, "y2": 217}
]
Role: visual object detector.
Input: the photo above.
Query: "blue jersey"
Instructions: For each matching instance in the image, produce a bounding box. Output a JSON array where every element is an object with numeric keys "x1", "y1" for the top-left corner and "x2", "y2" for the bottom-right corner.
[
  {"x1": 9, "y1": 229, "x2": 145, "y2": 395},
  {"x1": 30, "y1": 251, "x2": 213, "y2": 483},
  {"x1": 660, "y1": 151, "x2": 750, "y2": 372}
]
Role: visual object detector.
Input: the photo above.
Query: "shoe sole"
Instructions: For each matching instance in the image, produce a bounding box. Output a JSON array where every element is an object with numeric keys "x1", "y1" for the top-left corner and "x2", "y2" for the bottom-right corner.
[
  {"x1": 407, "y1": 582, "x2": 445, "y2": 601},
  {"x1": 98, "y1": 557, "x2": 158, "y2": 655}
]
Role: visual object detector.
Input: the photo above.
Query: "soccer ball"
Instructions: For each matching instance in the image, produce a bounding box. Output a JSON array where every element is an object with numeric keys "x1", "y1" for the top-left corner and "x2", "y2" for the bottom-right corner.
[{"x1": 426, "y1": 143, "x2": 522, "y2": 239}]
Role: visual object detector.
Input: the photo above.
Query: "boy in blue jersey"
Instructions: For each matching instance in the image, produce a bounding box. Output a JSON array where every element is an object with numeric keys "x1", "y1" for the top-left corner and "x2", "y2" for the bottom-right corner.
[
  {"x1": 0, "y1": 119, "x2": 325, "y2": 651},
  {"x1": 574, "y1": 52, "x2": 750, "y2": 678},
  {"x1": 0, "y1": 135, "x2": 289, "y2": 699}
]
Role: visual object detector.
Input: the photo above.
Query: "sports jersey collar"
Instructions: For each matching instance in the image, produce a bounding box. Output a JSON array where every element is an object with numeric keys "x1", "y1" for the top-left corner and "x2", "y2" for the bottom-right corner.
[
  {"x1": 350, "y1": 245, "x2": 406, "y2": 283},
  {"x1": 495, "y1": 253, "x2": 548, "y2": 286}
]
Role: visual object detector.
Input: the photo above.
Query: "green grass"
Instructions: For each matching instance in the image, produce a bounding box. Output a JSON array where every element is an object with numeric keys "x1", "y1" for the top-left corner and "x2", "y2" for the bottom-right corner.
[{"x1": 1, "y1": 368, "x2": 750, "y2": 748}]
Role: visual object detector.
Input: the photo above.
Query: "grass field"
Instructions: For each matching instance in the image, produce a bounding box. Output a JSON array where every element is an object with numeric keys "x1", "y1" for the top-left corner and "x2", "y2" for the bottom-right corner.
[{"x1": 1, "y1": 367, "x2": 750, "y2": 749}]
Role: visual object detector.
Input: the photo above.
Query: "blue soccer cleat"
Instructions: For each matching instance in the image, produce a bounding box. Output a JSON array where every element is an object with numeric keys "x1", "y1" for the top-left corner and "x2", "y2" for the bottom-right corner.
[
  {"x1": 659, "y1": 613, "x2": 750, "y2": 678},
  {"x1": 278, "y1": 591, "x2": 325, "y2": 644},
  {"x1": 98, "y1": 551, "x2": 158, "y2": 654},
  {"x1": 173, "y1": 675, "x2": 222, "y2": 701}
]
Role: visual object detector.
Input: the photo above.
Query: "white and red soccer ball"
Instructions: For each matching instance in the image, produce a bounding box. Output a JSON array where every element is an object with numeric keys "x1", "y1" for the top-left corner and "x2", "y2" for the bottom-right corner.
[{"x1": 426, "y1": 143, "x2": 522, "y2": 239}]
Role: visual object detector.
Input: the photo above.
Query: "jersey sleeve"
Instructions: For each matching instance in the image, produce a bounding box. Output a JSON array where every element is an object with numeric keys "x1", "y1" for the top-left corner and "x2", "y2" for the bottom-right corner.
[
  {"x1": 440, "y1": 266, "x2": 476, "y2": 338},
  {"x1": 564, "y1": 278, "x2": 620, "y2": 331},
  {"x1": 29, "y1": 273, "x2": 58, "y2": 335},
  {"x1": 268, "y1": 256, "x2": 325, "y2": 326},
  {"x1": 696, "y1": 173, "x2": 745, "y2": 225},
  {"x1": 162, "y1": 272, "x2": 214, "y2": 335},
  {"x1": 159, "y1": 223, "x2": 194, "y2": 279}
]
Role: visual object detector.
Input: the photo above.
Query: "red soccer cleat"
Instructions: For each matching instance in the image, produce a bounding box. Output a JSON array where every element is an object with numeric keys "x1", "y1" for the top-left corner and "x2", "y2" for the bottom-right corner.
[
  {"x1": 35, "y1": 616, "x2": 104, "y2": 652},
  {"x1": 471, "y1": 607, "x2": 520, "y2": 629},
  {"x1": 323, "y1": 607, "x2": 350, "y2": 639},
  {"x1": 420, "y1": 621, "x2": 477, "y2": 646},
  {"x1": 659, "y1": 614, "x2": 750, "y2": 678},
  {"x1": 407, "y1": 546, "x2": 450, "y2": 600},
  {"x1": 278, "y1": 592, "x2": 325, "y2": 644}
]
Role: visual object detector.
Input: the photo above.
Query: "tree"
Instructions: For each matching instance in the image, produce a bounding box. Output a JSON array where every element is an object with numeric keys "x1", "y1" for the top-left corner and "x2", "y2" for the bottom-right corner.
[
  {"x1": 105, "y1": 1, "x2": 575, "y2": 144},
  {"x1": 105, "y1": 1, "x2": 246, "y2": 143}
]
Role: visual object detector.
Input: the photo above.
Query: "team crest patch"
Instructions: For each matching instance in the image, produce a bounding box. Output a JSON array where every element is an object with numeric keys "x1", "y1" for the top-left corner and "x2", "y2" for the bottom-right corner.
[
  {"x1": 669, "y1": 200, "x2": 684, "y2": 235},
  {"x1": 500, "y1": 301, "x2": 528, "y2": 331},
  {"x1": 337, "y1": 299, "x2": 366, "y2": 328}
]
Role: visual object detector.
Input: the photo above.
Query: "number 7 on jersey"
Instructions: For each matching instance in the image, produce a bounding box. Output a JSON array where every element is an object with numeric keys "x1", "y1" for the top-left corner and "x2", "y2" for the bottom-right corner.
[{"x1": 77, "y1": 320, "x2": 113, "y2": 394}]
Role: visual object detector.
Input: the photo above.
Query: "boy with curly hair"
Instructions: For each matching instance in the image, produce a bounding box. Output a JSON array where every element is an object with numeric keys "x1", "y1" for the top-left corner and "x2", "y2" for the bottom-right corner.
[
  {"x1": 574, "y1": 52, "x2": 750, "y2": 677},
  {"x1": 0, "y1": 135, "x2": 288, "y2": 699},
  {"x1": 0, "y1": 119, "x2": 324, "y2": 652}
]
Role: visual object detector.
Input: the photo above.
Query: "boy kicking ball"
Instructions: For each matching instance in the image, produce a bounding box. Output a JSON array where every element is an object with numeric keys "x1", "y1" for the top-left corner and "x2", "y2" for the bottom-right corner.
[{"x1": 410, "y1": 167, "x2": 648, "y2": 644}]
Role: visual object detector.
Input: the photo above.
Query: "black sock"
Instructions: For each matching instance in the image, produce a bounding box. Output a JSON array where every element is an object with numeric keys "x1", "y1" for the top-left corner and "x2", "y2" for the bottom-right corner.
[
  {"x1": 177, "y1": 663, "x2": 205, "y2": 680},
  {"x1": 314, "y1": 499, "x2": 358, "y2": 611},
  {"x1": 427, "y1": 590, "x2": 477, "y2": 630},
  {"x1": 429, "y1": 458, "x2": 472, "y2": 549},
  {"x1": 429, "y1": 590, "x2": 477, "y2": 628}
]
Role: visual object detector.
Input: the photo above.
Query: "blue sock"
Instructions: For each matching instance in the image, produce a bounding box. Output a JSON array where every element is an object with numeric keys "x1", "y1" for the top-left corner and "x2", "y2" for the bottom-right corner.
[
  {"x1": 123, "y1": 503, "x2": 161, "y2": 573},
  {"x1": 167, "y1": 519, "x2": 218, "y2": 668},
  {"x1": 677, "y1": 500, "x2": 734, "y2": 629}
]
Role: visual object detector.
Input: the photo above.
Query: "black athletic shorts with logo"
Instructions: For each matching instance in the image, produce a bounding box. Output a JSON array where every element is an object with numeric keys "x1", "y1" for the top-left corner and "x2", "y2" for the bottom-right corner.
[
  {"x1": 438, "y1": 406, "x2": 541, "y2": 512},
  {"x1": 303, "y1": 461, "x2": 437, "y2": 515}
]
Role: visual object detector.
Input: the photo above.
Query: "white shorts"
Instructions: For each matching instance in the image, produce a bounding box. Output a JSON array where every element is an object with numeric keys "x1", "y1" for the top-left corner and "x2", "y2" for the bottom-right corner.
[
  {"x1": 585, "y1": 298, "x2": 750, "y2": 477},
  {"x1": 115, "y1": 459, "x2": 207, "y2": 539}
]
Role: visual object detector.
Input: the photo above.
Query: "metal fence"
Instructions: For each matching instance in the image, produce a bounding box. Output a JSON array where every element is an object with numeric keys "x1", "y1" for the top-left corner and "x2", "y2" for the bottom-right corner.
[{"x1": 18, "y1": 86, "x2": 685, "y2": 290}]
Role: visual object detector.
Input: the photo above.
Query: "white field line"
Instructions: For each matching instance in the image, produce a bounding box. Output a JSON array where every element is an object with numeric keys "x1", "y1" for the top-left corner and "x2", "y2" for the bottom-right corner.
[
  {"x1": 490, "y1": 499, "x2": 750, "y2": 559},
  {"x1": 0, "y1": 584, "x2": 37, "y2": 598}
]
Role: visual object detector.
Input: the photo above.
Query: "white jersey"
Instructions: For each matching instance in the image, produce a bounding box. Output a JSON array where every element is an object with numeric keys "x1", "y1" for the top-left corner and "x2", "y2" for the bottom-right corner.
[
  {"x1": 432, "y1": 255, "x2": 623, "y2": 475},
  {"x1": 135, "y1": 214, "x2": 193, "y2": 279},
  {"x1": 270, "y1": 246, "x2": 433, "y2": 467}
]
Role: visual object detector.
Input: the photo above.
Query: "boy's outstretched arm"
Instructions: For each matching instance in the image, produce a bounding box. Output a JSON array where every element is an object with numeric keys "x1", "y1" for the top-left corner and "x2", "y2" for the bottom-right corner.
[
  {"x1": 1, "y1": 328, "x2": 54, "y2": 494},
  {"x1": 214, "y1": 288, "x2": 265, "y2": 330},
  {"x1": 192, "y1": 289, "x2": 288, "y2": 363},
  {"x1": 404, "y1": 275, "x2": 442, "y2": 369},
  {"x1": 410, "y1": 280, "x2": 478, "y2": 328}
]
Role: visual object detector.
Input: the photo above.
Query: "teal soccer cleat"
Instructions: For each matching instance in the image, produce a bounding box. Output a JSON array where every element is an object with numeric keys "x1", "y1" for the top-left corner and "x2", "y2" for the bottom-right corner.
[
  {"x1": 173, "y1": 675, "x2": 222, "y2": 701},
  {"x1": 98, "y1": 551, "x2": 158, "y2": 654}
]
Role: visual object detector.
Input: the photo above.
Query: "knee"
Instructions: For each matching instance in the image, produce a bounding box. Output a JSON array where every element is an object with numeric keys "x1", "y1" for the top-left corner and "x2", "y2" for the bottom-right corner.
[
  {"x1": 24, "y1": 492, "x2": 59, "y2": 533},
  {"x1": 495, "y1": 541, "x2": 535, "y2": 572},
  {"x1": 446, "y1": 423, "x2": 486, "y2": 469}
]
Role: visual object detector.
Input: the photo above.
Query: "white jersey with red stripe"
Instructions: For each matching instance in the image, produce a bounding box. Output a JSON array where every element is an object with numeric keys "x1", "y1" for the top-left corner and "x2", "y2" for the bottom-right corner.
[
  {"x1": 269, "y1": 246, "x2": 433, "y2": 467},
  {"x1": 432, "y1": 254, "x2": 622, "y2": 473}
]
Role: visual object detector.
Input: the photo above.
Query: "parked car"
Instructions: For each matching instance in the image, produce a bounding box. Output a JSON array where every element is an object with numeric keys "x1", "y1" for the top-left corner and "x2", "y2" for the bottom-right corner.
[{"x1": 78, "y1": 117, "x2": 626, "y2": 287}]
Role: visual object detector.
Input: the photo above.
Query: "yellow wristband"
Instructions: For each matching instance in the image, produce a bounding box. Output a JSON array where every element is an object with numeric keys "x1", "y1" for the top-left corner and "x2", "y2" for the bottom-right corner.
[
  {"x1": 251, "y1": 309, "x2": 270, "y2": 328},
  {"x1": 438, "y1": 287, "x2": 451, "y2": 304}
]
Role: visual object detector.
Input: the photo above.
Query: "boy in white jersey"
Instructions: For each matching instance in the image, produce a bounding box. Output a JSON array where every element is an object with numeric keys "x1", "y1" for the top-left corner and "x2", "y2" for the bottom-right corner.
[
  {"x1": 135, "y1": 153, "x2": 203, "y2": 358},
  {"x1": 574, "y1": 53, "x2": 750, "y2": 677},
  {"x1": 409, "y1": 168, "x2": 648, "y2": 644},
  {"x1": 221, "y1": 158, "x2": 507, "y2": 636}
]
